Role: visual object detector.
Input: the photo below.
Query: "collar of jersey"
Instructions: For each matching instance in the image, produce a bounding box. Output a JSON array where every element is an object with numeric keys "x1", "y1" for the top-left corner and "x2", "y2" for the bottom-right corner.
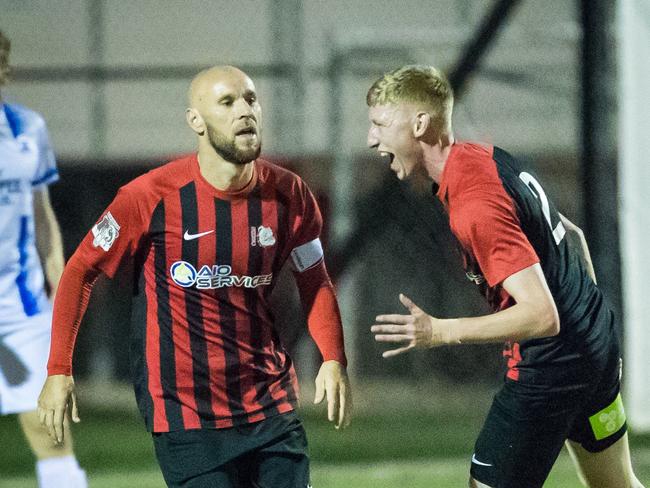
[
  {"x1": 189, "y1": 153, "x2": 258, "y2": 200},
  {"x1": 1, "y1": 103, "x2": 22, "y2": 138},
  {"x1": 436, "y1": 142, "x2": 463, "y2": 204}
]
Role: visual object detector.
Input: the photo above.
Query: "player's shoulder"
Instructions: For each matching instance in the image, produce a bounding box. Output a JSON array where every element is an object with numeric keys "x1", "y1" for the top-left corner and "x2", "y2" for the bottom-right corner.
[
  {"x1": 256, "y1": 157, "x2": 302, "y2": 181},
  {"x1": 461, "y1": 143, "x2": 528, "y2": 185},
  {"x1": 449, "y1": 142, "x2": 525, "y2": 191},
  {"x1": 3, "y1": 102, "x2": 47, "y2": 133},
  {"x1": 446, "y1": 142, "x2": 500, "y2": 197},
  {"x1": 119, "y1": 154, "x2": 194, "y2": 201},
  {"x1": 256, "y1": 157, "x2": 309, "y2": 194},
  {"x1": 450, "y1": 141, "x2": 495, "y2": 169}
]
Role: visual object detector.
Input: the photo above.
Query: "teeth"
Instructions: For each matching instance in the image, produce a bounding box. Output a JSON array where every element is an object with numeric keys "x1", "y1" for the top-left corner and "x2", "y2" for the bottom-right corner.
[{"x1": 380, "y1": 151, "x2": 389, "y2": 157}]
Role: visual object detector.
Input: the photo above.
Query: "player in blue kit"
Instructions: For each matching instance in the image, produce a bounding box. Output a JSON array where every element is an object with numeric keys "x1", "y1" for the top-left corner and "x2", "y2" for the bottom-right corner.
[{"x1": 0, "y1": 30, "x2": 86, "y2": 487}]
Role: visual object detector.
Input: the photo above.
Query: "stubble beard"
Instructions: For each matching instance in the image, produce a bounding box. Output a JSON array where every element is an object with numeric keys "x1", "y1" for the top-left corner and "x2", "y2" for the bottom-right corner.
[{"x1": 207, "y1": 125, "x2": 261, "y2": 165}]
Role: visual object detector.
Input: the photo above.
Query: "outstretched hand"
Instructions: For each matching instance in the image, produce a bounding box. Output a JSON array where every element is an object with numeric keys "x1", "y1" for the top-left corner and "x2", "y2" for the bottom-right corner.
[
  {"x1": 371, "y1": 294, "x2": 436, "y2": 357},
  {"x1": 37, "y1": 374, "x2": 80, "y2": 444},
  {"x1": 314, "y1": 360, "x2": 352, "y2": 429}
]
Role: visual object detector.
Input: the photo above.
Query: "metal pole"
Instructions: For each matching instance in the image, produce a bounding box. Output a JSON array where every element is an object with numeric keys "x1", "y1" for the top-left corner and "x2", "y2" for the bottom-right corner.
[
  {"x1": 327, "y1": 51, "x2": 348, "y2": 246},
  {"x1": 270, "y1": 0, "x2": 304, "y2": 154},
  {"x1": 328, "y1": 47, "x2": 415, "y2": 248},
  {"x1": 88, "y1": 0, "x2": 106, "y2": 158},
  {"x1": 579, "y1": 0, "x2": 622, "y2": 331},
  {"x1": 449, "y1": 0, "x2": 523, "y2": 96}
]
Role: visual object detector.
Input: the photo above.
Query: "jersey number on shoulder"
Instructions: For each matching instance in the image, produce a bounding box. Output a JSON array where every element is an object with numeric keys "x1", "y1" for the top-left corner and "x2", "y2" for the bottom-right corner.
[{"x1": 519, "y1": 172, "x2": 566, "y2": 245}]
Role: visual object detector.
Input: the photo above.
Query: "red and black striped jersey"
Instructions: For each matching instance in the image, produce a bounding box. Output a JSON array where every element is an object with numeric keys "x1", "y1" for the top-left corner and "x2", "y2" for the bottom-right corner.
[
  {"x1": 53, "y1": 154, "x2": 346, "y2": 432},
  {"x1": 437, "y1": 142, "x2": 614, "y2": 384}
]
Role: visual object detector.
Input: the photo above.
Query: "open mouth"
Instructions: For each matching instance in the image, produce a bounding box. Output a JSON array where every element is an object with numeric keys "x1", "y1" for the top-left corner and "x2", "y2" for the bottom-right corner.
[{"x1": 379, "y1": 151, "x2": 395, "y2": 165}]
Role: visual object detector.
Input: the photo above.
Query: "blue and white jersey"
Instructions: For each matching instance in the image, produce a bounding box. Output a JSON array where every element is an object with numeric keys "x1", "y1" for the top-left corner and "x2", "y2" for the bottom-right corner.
[{"x1": 0, "y1": 102, "x2": 58, "y2": 325}]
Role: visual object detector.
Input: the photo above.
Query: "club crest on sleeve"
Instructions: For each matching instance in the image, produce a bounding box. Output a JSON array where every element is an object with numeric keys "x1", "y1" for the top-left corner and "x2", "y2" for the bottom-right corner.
[
  {"x1": 252, "y1": 225, "x2": 276, "y2": 247},
  {"x1": 92, "y1": 211, "x2": 120, "y2": 251}
]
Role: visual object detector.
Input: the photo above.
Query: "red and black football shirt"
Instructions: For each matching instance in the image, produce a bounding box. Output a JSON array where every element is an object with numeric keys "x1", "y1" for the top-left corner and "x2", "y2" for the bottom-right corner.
[
  {"x1": 64, "y1": 155, "x2": 343, "y2": 432},
  {"x1": 437, "y1": 142, "x2": 614, "y2": 384}
]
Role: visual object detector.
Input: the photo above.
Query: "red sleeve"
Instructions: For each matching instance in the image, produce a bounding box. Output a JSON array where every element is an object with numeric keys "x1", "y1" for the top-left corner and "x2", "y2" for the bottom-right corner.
[
  {"x1": 47, "y1": 186, "x2": 145, "y2": 375},
  {"x1": 294, "y1": 260, "x2": 347, "y2": 367},
  {"x1": 287, "y1": 178, "x2": 346, "y2": 365},
  {"x1": 47, "y1": 254, "x2": 100, "y2": 375},
  {"x1": 75, "y1": 186, "x2": 144, "y2": 278},
  {"x1": 289, "y1": 179, "x2": 322, "y2": 249},
  {"x1": 451, "y1": 193, "x2": 539, "y2": 287}
]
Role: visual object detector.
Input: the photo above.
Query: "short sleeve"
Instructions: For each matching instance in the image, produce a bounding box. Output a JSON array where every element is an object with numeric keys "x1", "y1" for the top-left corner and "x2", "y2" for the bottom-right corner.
[
  {"x1": 288, "y1": 179, "x2": 324, "y2": 273},
  {"x1": 74, "y1": 187, "x2": 144, "y2": 278},
  {"x1": 31, "y1": 118, "x2": 59, "y2": 188},
  {"x1": 451, "y1": 192, "x2": 539, "y2": 287}
]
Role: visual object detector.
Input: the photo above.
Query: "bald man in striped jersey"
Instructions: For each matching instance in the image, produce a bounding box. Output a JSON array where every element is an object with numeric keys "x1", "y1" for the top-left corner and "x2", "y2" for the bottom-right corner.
[{"x1": 38, "y1": 66, "x2": 352, "y2": 488}]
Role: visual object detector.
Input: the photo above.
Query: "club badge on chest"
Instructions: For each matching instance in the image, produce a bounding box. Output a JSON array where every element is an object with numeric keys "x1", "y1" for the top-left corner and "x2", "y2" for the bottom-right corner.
[{"x1": 251, "y1": 225, "x2": 276, "y2": 247}]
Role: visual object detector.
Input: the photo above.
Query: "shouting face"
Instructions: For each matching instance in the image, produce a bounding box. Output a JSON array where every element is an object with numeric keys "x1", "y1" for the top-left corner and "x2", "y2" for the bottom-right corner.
[{"x1": 367, "y1": 103, "x2": 421, "y2": 180}]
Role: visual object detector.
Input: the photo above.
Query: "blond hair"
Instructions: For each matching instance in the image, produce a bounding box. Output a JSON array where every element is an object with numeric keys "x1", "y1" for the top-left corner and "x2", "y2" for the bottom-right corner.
[
  {"x1": 0, "y1": 30, "x2": 10, "y2": 86},
  {"x1": 367, "y1": 65, "x2": 454, "y2": 135}
]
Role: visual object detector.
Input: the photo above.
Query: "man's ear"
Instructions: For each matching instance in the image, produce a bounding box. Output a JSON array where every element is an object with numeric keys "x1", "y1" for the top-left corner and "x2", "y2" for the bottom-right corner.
[
  {"x1": 413, "y1": 112, "x2": 431, "y2": 138},
  {"x1": 186, "y1": 108, "x2": 205, "y2": 135}
]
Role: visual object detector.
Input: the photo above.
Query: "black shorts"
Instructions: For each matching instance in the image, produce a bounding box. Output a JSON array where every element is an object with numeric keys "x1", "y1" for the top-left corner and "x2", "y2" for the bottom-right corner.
[
  {"x1": 152, "y1": 411, "x2": 310, "y2": 488},
  {"x1": 470, "y1": 346, "x2": 626, "y2": 488}
]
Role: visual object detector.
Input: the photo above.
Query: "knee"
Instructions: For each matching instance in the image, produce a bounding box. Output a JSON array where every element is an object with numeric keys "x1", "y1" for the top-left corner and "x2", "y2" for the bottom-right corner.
[
  {"x1": 469, "y1": 476, "x2": 493, "y2": 488},
  {"x1": 19, "y1": 411, "x2": 74, "y2": 459}
]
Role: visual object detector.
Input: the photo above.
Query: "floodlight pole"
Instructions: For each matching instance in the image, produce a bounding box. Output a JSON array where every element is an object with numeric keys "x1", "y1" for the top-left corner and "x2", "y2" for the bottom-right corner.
[
  {"x1": 449, "y1": 0, "x2": 523, "y2": 96},
  {"x1": 270, "y1": 0, "x2": 305, "y2": 155},
  {"x1": 579, "y1": 0, "x2": 622, "y2": 328}
]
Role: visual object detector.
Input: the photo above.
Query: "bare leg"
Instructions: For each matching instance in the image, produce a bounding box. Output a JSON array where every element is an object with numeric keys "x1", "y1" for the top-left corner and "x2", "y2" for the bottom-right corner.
[
  {"x1": 18, "y1": 410, "x2": 74, "y2": 459},
  {"x1": 566, "y1": 434, "x2": 645, "y2": 488},
  {"x1": 19, "y1": 410, "x2": 87, "y2": 487},
  {"x1": 469, "y1": 477, "x2": 493, "y2": 487}
]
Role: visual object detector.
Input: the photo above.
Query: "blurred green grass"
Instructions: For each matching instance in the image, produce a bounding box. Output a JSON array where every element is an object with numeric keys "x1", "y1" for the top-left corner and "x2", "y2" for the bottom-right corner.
[
  {"x1": 2, "y1": 382, "x2": 649, "y2": 487},
  {"x1": 0, "y1": 460, "x2": 604, "y2": 488},
  {"x1": 1, "y1": 406, "x2": 484, "y2": 476}
]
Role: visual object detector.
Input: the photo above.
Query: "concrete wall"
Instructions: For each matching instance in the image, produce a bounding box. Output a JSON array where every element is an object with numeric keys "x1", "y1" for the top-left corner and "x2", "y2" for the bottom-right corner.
[{"x1": 1, "y1": 0, "x2": 581, "y2": 162}]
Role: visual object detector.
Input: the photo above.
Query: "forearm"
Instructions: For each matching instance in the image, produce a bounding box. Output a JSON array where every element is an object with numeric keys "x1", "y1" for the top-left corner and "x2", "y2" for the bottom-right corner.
[
  {"x1": 306, "y1": 285, "x2": 347, "y2": 365},
  {"x1": 295, "y1": 262, "x2": 347, "y2": 366},
  {"x1": 437, "y1": 265, "x2": 560, "y2": 345},
  {"x1": 41, "y1": 221, "x2": 65, "y2": 297},
  {"x1": 439, "y1": 300, "x2": 560, "y2": 345},
  {"x1": 47, "y1": 253, "x2": 100, "y2": 375},
  {"x1": 34, "y1": 189, "x2": 65, "y2": 296}
]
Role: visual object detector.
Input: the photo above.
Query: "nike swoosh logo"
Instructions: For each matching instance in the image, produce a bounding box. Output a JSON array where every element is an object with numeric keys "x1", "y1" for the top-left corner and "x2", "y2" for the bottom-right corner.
[
  {"x1": 183, "y1": 230, "x2": 215, "y2": 241},
  {"x1": 471, "y1": 454, "x2": 493, "y2": 467}
]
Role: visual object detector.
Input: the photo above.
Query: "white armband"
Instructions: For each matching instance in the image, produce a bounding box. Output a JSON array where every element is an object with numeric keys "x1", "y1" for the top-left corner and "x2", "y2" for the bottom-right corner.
[{"x1": 290, "y1": 238, "x2": 324, "y2": 272}]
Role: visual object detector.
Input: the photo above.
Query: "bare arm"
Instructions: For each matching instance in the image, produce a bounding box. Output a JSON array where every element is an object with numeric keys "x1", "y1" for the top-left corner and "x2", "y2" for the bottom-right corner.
[
  {"x1": 559, "y1": 213, "x2": 597, "y2": 284},
  {"x1": 372, "y1": 263, "x2": 560, "y2": 357},
  {"x1": 441, "y1": 263, "x2": 560, "y2": 343},
  {"x1": 33, "y1": 187, "x2": 65, "y2": 298}
]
